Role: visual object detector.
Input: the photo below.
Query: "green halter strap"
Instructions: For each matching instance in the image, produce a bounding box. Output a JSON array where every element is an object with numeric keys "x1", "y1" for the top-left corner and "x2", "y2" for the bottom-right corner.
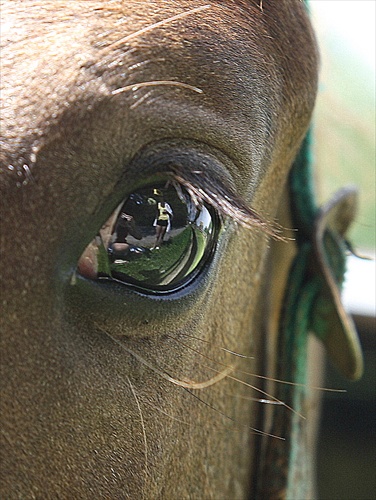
[
  {"x1": 258, "y1": 131, "x2": 363, "y2": 498},
  {"x1": 257, "y1": 1, "x2": 363, "y2": 495}
]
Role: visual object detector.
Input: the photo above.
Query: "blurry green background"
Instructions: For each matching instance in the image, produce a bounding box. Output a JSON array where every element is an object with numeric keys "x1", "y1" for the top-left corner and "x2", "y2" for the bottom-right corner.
[
  {"x1": 312, "y1": 1, "x2": 375, "y2": 252},
  {"x1": 310, "y1": 2, "x2": 375, "y2": 499}
]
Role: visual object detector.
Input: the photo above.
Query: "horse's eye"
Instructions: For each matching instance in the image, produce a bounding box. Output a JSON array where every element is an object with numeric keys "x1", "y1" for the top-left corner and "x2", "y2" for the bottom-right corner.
[{"x1": 77, "y1": 180, "x2": 220, "y2": 293}]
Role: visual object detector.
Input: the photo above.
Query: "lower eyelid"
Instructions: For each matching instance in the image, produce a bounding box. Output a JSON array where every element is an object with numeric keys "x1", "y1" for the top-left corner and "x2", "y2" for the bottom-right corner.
[{"x1": 65, "y1": 241, "x2": 222, "y2": 340}]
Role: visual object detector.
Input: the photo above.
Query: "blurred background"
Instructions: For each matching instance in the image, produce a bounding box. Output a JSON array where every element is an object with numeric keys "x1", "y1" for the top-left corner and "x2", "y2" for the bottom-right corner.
[{"x1": 310, "y1": 2, "x2": 375, "y2": 499}]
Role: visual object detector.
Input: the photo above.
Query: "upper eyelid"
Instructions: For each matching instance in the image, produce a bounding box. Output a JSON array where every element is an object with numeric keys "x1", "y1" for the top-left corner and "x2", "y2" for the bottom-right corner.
[{"x1": 109, "y1": 140, "x2": 277, "y2": 238}]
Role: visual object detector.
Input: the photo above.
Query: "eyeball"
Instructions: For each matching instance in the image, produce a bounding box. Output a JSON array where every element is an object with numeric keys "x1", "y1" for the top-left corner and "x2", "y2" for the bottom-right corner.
[{"x1": 77, "y1": 179, "x2": 220, "y2": 293}]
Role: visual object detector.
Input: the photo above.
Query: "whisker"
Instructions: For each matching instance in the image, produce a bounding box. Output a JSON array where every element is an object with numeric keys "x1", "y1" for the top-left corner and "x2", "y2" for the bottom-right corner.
[
  {"x1": 177, "y1": 333, "x2": 254, "y2": 359},
  {"x1": 112, "y1": 80, "x2": 203, "y2": 96},
  {"x1": 96, "y1": 325, "x2": 285, "y2": 440},
  {"x1": 97, "y1": 324, "x2": 233, "y2": 389},
  {"x1": 184, "y1": 388, "x2": 285, "y2": 440},
  {"x1": 165, "y1": 334, "x2": 249, "y2": 365},
  {"x1": 223, "y1": 393, "x2": 284, "y2": 405},
  {"x1": 169, "y1": 334, "x2": 345, "y2": 393},
  {"x1": 129, "y1": 90, "x2": 154, "y2": 109},
  {"x1": 225, "y1": 373, "x2": 305, "y2": 420},
  {"x1": 142, "y1": 385, "x2": 284, "y2": 439},
  {"x1": 144, "y1": 390, "x2": 284, "y2": 439},
  {"x1": 142, "y1": 400, "x2": 194, "y2": 427},
  {"x1": 164, "y1": 334, "x2": 302, "y2": 417},
  {"x1": 108, "y1": 5, "x2": 212, "y2": 50},
  {"x1": 240, "y1": 372, "x2": 347, "y2": 393},
  {"x1": 126, "y1": 376, "x2": 149, "y2": 481},
  {"x1": 221, "y1": 348, "x2": 254, "y2": 359}
]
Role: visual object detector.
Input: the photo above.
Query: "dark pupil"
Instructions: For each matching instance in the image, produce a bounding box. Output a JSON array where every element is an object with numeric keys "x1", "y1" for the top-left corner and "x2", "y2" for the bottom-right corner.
[{"x1": 77, "y1": 181, "x2": 218, "y2": 293}]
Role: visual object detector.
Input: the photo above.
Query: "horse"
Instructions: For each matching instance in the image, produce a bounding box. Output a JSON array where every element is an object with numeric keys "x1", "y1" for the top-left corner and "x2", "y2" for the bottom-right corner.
[{"x1": 0, "y1": 1, "x2": 362, "y2": 498}]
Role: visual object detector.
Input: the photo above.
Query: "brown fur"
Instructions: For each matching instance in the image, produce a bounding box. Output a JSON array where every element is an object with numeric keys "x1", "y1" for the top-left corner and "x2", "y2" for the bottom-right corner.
[{"x1": 0, "y1": 1, "x2": 318, "y2": 498}]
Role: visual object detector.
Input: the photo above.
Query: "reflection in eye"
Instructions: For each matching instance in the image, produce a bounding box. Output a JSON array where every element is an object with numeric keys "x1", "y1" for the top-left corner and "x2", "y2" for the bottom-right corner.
[{"x1": 77, "y1": 179, "x2": 219, "y2": 293}]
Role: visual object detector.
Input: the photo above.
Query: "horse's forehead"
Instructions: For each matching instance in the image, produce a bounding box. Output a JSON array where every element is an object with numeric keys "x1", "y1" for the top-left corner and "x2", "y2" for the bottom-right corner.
[
  {"x1": 1, "y1": 1, "x2": 317, "y2": 191},
  {"x1": 1, "y1": 4, "x2": 264, "y2": 155}
]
